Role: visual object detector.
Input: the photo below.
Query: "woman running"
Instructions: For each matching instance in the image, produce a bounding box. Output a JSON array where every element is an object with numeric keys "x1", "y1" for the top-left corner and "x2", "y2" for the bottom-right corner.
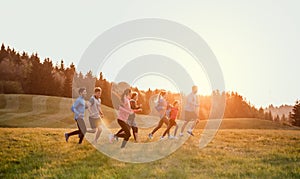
[
  {"x1": 109, "y1": 89, "x2": 132, "y2": 148},
  {"x1": 161, "y1": 100, "x2": 179, "y2": 140},
  {"x1": 115, "y1": 92, "x2": 142, "y2": 142},
  {"x1": 148, "y1": 90, "x2": 169, "y2": 139}
]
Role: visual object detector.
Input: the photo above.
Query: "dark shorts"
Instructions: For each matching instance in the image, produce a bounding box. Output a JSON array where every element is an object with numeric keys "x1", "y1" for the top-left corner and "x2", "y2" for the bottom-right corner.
[
  {"x1": 131, "y1": 126, "x2": 138, "y2": 133},
  {"x1": 89, "y1": 117, "x2": 101, "y2": 129},
  {"x1": 184, "y1": 111, "x2": 198, "y2": 121}
]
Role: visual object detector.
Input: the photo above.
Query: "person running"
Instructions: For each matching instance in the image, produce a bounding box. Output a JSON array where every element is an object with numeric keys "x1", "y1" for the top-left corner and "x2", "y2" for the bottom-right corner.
[
  {"x1": 148, "y1": 90, "x2": 169, "y2": 139},
  {"x1": 87, "y1": 87, "x2": 104, "y2": 144},
  {"x1": 180, "y1": 85, "x2": 200, "y2": 136},
  {"x1": 109, "y1": 89, "x2": 135, "y2": 148},
  {"x1": 65, "y1": 87, "x2": 88, "y2": 144},
  {"x1": 161, "y1": 100, "x2": 180, "y2": 140},
  {"x1": 115, "y1": 92, "x2": 142, "y2": 142}
]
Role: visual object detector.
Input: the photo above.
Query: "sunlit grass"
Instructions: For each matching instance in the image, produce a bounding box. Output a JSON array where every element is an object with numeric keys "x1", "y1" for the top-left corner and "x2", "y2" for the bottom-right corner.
[{"x1": 0, "y1": 128, "x2": 299, "y2": 178}]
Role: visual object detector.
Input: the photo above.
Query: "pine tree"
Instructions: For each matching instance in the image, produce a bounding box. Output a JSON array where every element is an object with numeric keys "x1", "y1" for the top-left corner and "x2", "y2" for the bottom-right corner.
[{"x1": 290, "y1": 100, "x2": 300, "y2": 127}]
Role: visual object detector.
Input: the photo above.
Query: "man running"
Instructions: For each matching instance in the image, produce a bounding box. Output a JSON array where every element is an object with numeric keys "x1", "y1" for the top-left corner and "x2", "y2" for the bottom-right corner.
[
  {"x1": 180, "y1": 85, "x2": 200, "y2": 136},
  {"x1": 65, "y1": 87, "x2": 87, "y2": 144},
  {"x1": 87, "y1": 87, "x2": 104, "y2": 144}
]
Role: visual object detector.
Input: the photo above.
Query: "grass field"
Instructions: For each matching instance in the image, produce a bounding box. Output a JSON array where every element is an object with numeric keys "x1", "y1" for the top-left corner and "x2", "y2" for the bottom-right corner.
[{"x1": 0, "y1": 94, "x2": 300, "y2": 178}]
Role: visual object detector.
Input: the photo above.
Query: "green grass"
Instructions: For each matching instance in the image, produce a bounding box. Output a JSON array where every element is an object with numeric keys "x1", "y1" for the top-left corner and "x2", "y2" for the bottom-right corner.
[
  {"x1": 0, "y1": 128, "x2": 299, "y2": 178},
  {"x1": 0, "y1": 94, "x2": 300, "y2": 178}
]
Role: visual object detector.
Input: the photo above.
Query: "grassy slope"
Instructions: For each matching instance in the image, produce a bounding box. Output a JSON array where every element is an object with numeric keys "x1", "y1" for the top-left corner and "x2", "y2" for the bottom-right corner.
[{"x1": 0, "y1": 94, "x2": 300, "y2": 178}]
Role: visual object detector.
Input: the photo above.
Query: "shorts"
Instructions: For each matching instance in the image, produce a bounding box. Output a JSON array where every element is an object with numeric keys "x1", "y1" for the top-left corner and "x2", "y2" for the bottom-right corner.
[
  {"x1": 127, "y1": 114, "x2": 137, "y2": 127},
  {"x1": 89, "y1": 117, "x2": 101, "y2": 129},
  {"x1": 131, "y1": 126, "x2": 138, "y2": 133},
  {"x1": 184, "y1": 111, "x2": 198, "y2": 121}
]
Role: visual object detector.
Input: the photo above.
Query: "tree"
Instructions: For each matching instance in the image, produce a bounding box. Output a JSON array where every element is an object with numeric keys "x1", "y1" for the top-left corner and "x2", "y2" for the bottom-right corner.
[{"x1": 290, "y1": 100, "x2": 300, "y2": 127}]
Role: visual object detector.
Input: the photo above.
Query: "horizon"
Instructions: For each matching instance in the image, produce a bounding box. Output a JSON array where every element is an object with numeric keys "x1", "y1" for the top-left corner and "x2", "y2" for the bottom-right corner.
[{"x1": 1, "y1": 1, "x2": 300, "y2": 108}]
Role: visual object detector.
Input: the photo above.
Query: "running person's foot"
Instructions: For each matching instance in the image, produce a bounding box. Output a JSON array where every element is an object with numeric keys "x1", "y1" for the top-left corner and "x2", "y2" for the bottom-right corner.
[
  {"x1": 64, "y1": 133, "x2": 69, "y2": 142},
  {"x1": 148, "y1": 133, "x2": 153, "y2": 139},
  {"x1": 187, "y1": 131, "x2": 194, "y2": 136},
  {"x1": 160, "y1": 136, "x2": 166, "y2": 140},
  {"x1": 114, "y1": 135, "x2": 119, "y2": 141},
  {"x1": 109, "y1": 134, "x2": 114, "y2": 143},
  {"x1": 179, "y1": 133, "x2": 184, "y2": 137}
]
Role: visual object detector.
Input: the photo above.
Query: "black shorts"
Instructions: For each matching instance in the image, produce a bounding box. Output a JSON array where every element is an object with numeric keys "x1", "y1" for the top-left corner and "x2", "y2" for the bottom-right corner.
[
  {"x1": 184, "y1": 111, "x2": 198, "y2": 121},
  {"x1": 89, "y1": 117, "x2": 101, "y2": 129},
  {"x1": 131, "y1": 126, "x2": 138, "y2": 133}
]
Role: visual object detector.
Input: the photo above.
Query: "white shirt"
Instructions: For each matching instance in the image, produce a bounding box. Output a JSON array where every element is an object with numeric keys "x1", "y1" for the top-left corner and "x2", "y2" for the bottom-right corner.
[
  {"x1": 89, "y1": 95, "x2": 101, "y2": 118},
  {"x1": 185, "y1": 92, "x2": 199, "y2": 112}
]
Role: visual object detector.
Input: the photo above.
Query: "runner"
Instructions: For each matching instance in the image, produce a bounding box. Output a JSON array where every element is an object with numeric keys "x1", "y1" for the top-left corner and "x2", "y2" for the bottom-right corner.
[
  {"x1": 148, "y1": 90, "x2": 169, "y2": 139},
  {"x1": 161, "y1": 100, "x2": 180, "y2": 139},
  {"x1": 180, "y1": 85, "x2": 200, "y2": 136},
  {"x1": 115, "y1": 92, "x2": 142, "y2": 142},
  {"x1": 109, "y1": 89, "x2": 135, "y2": 148},
  {"x1": 87, "y1": 87, "x2": 104, "y2": 144},
  {"x1": 65, "y1": 87, "x2": 88, "y2": 144}
]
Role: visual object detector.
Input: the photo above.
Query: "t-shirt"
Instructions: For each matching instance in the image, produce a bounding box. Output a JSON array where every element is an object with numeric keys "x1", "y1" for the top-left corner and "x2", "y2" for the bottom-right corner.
[
  {"x1": 169, "y1": 107, "x2": 179, "y2": 120},
  {"x1": 184, "y1": 92, "x2": 199, "y2": 112},
  {"x1": 72, "y1": 96, "x2": 85, "y2": 120},
  {"x1": 118, "y1": 97, "x2": 132, "y2": 121},
  {"x1": 89, "y1": 95, "x2": 101, "y2": 119},
  {"x1": 127, "y1": 99, "x2": 141, "y2": 127},
  {"x1": 155, "y1": 97, "x2": 167, "y2": 112}
]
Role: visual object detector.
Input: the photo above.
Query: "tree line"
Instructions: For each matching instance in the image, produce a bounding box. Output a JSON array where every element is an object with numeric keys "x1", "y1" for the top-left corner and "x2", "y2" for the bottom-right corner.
[{"x1": 1, "y1": 43, "x2": 299, "y2": 126}]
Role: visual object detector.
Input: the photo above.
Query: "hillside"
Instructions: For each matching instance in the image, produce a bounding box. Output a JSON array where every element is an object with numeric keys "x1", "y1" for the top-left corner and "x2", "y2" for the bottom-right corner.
[{"x1": 0, "y1": 94, "x2": 299, "y2": 131}]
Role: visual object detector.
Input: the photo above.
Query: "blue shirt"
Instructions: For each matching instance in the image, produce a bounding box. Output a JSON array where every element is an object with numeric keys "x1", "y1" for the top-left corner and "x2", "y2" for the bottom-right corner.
[{"x1": 72, "y1": 96, "x2": 85, "y2": 120}]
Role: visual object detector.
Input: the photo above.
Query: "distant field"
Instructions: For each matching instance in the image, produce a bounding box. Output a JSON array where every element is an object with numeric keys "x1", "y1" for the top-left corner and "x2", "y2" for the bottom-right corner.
[{"x1": 0, "y1": 94, "x2": 300, "y2": 178}]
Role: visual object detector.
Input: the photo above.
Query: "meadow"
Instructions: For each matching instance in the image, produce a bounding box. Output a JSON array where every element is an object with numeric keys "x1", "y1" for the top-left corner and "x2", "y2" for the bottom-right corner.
[{"x1": 0, "y1": 94, "x2": 299, "y2": 178}]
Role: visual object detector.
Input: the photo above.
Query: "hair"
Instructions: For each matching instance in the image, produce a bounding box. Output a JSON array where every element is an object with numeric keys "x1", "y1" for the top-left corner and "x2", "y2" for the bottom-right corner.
[
  {"x1": 158, "y1": 90, "x2": 166, "y2": 101},
  {"x1": 192, "y1": 85, "x2": 198, "y2": 91},
  {"x1": 78, "y1": 87, "x2": 86, "y2": 94},
  {"x1": 173, "y1": 100, "x2": 179, "y2": 106},
  {"x1": 94, "y1": 87, "x2": 102, "y2": 93},
  {"x1": 121, "y1": 88, "x2": 132, "y2": 103},
  {"x1": 131, "y1": 92, "x2": 138, "y2": 99}
]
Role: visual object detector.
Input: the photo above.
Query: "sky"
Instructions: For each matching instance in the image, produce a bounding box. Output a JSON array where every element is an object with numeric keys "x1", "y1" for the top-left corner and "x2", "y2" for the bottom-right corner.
[{"x1": 1, "y1": 0, "x2": 300, "y2": 108}]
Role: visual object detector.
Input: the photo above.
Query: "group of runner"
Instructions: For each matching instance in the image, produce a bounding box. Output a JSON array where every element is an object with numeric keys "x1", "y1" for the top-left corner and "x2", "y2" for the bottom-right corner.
[{"x1": 64, "y1": 85, "x2": 200, "y2": 148}]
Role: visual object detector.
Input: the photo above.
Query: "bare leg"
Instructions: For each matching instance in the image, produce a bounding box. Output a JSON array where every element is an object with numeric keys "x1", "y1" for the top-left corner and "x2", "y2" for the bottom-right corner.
[
  {"x1": 174, "y1": 124, "x2": 178, "y2": 136},
  {"x1": 94, "y1": 126, "x2": 102, "y2": 143},
  {"x1": 181, "y1": 120, "x2": 189, "y2": 133},
  {"x1": 189, "y1": 119, "x2": 200, "y2": 131}
]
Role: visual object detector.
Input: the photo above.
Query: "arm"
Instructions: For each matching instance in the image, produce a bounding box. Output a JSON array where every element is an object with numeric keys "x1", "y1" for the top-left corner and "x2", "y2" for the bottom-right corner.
[
  {"x1": 72, "y1": 99, "x2": 81, "y2": 117},
  {"x1": 98, "y1": 105, "x2": 104, "y2": 117}
]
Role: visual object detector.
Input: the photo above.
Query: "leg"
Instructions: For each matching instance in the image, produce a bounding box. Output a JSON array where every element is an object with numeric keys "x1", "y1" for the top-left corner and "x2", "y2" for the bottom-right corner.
[
  {"x1": 181, "y1": 120, "x2": 189, "y2": 133},
  {"x1": 115, "y1": 120, "x2": 131, "y2": 148},
  {"x1": 116, "y1": 128, "x2": 124, "y2": 136},
  {"x1": 151, "y1": 118, "x2": 164, "y2": 135},
  {"x1": 190, "y1": 119, "x2": 200, "y2": 131},
  {"x1": 132, "y1": 126, "x2": 138, "y2": 142},
  {"x1": 162, "y1": 122, "x2": 173, "y2": 137},
  {"x1": 173, "y1": 124, "x2": 178, "y2": 136},
  {"x1": 77, "y1": 118, "x2": 87, "y2": 144},
  {"x1": 94, "y1": 126, "x2": 102, "y2": 143}
]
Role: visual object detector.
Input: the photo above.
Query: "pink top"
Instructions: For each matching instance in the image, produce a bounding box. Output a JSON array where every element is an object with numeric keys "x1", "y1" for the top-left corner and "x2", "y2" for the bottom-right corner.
[{"x1": 117, "y1": 97, "x2": 133, "y2": 121}]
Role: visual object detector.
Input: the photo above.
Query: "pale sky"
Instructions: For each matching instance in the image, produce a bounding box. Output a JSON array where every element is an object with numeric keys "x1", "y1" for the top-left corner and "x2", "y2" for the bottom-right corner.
[{"x1": 1, "y1": 0, "x2": 300, "y2": 108}]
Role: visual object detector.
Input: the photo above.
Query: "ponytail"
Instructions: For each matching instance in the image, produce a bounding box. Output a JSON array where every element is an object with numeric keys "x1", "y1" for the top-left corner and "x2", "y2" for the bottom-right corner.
[{"x1": 121, "y1": 89, "x2": 131, "y2": 104}]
